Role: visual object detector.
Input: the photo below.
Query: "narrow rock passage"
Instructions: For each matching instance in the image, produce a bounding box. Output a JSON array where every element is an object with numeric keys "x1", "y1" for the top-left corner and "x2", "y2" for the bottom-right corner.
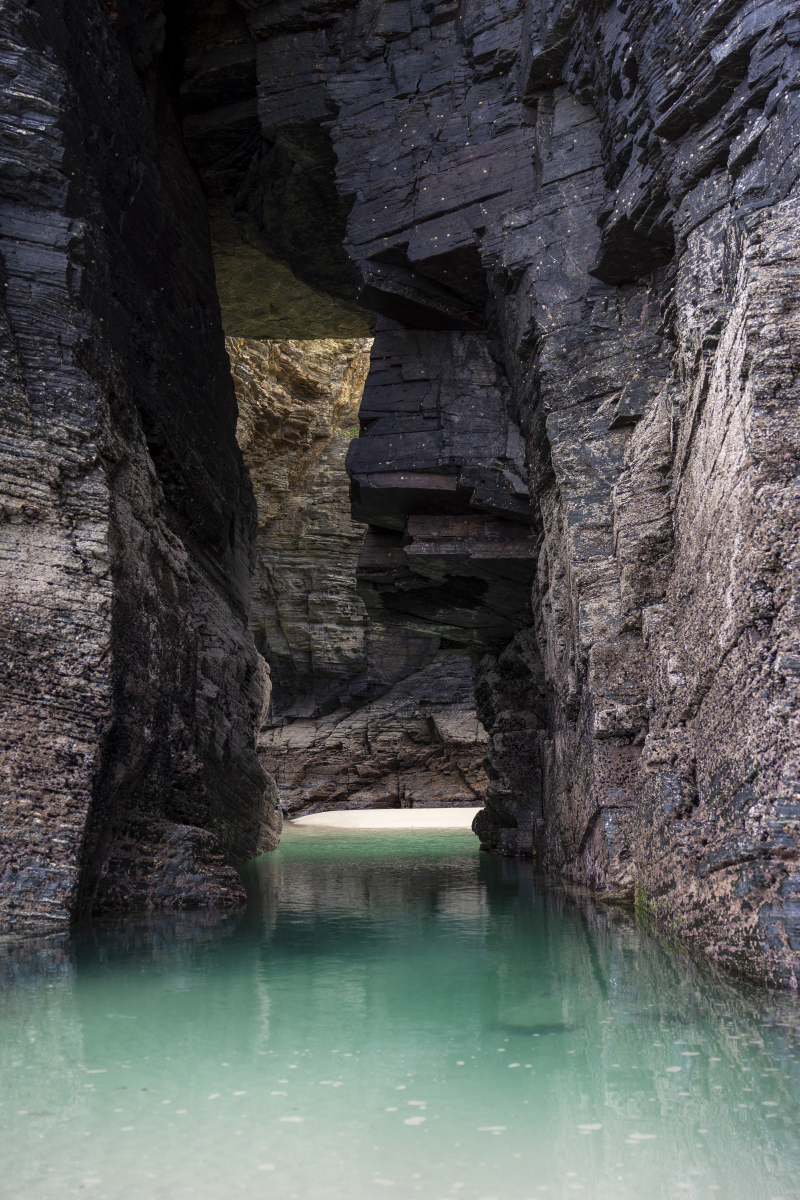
[{"x1": 0, "y1": 0, "x2": 798, "y2": 992}]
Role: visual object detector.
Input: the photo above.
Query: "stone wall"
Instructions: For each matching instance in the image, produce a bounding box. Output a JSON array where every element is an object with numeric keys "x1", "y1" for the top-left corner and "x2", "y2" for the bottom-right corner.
[{"x1": 229, "y1": 334, "x2": 488, "y2": 814}]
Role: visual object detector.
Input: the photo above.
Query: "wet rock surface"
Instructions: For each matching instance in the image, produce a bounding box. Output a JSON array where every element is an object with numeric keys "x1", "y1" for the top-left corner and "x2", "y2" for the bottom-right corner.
[
  {"x1": 231, "y1": 334, "x2": 488, "y2": 814},
  {"x1": 1, "y1": 0, "x2": 798, "y2": 987},
  {"x1": 0, "y1": 0, "x2": 277, "y2": 930},
  {"x1": 178, "y1": 0, "x2": 800, "y2": 984}
]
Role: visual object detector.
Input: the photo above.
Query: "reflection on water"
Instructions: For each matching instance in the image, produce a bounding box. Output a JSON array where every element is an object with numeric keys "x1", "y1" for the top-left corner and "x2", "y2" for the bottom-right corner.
[{"x1": 1, "y1": 823, "x2": 800, "y2": 1200}]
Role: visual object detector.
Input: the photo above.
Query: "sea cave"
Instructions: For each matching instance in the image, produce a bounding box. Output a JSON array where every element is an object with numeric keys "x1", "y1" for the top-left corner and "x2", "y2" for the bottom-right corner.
[{"x1": 1, "y1": 0, "x2": 800, "y2": 1196}]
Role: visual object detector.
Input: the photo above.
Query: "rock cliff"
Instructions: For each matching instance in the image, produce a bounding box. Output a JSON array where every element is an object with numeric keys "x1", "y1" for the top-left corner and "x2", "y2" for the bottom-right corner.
[
  {"x1": 2, "y1": 0, "x2": 799, "y2": 987},
  {"x1": 177, "y1": 0, "x2": 800, "y2": 985},
  {"x1": 229, "y1": 335, "x2": 373, "y2": 715},
  {"x1": 0, "y1": 0, "x2": 278, "y2": 932},
  {"x1": 229, "y1": 334, "x2": 488, "y2": 814}
]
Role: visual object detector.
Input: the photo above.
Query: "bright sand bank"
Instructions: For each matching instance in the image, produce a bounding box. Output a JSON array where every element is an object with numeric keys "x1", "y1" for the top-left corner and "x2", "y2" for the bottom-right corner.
[{"x1": 290, "y1": 807, "x2": 481, "y2": 829}]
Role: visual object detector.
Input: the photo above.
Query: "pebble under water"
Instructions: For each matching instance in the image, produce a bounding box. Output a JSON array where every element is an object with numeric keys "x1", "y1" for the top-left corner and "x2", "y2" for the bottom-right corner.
[{"x1": 2, "y1": 822, "x2": 800, "y2": 1200}]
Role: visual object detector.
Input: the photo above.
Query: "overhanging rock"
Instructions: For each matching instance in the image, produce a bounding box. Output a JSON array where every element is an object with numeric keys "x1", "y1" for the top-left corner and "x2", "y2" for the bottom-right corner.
[{"x1": 347, "y1": 320, "x2": 538, "y2": 651}]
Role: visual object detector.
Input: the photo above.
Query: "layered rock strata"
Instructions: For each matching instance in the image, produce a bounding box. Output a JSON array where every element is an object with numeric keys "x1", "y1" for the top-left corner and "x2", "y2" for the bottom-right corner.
[
  {"x1": 181, "y1": 0, "x2": 800, "y2": 984},
  {"x1": 179, "y1": 0, "x2": 374, "y2": 338},
  {"x1": 0, "y1": 0, "x2": 278, "y2": 933},
  {"x1": 2, "y1": 0, "x2": 799, "y2": 987},
  {"x1": 262, "y1": 654, "x2": 488, "y2": 815},
  {"x1": 230, "y1": 335, "x2": 374, "y2": 715},
  {"x1": 229, "y1": 334, "x2": 488, "y2": 813}
]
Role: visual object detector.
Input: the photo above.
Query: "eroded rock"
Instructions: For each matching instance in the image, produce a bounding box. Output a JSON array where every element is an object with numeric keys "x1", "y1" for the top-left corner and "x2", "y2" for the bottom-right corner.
[
  {"x1": 0, "y1": 0, "x2": 277, "y2": 931},
  {"x1": 261, "y1": 654, "x2": 488, "y2": 814},
  {"x1": 184, "y1": 0, "x2": 800, "y2": 985},
  {"x1": 230, "y1": 334, "x2": 489, "y2": 815}
]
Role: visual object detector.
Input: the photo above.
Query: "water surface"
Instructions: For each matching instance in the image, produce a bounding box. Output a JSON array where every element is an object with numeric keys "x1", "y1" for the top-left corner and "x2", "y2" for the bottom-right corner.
[{"x1": 2, "y1": 822, "x2": 800, "y2": 1200}]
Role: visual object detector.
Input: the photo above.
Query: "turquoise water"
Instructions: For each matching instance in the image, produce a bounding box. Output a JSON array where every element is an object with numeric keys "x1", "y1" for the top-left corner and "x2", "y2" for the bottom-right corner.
[{"x1": 2, "y1": 823, "x2": 800, "y2": 1200}]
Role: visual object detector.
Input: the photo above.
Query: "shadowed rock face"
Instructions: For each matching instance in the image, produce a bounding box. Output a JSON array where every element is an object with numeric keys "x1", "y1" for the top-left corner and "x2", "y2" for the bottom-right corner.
[
  {"x1": 230, "y1": 335, "x2": 488, "y2": 814},
  {"x1": 180, "y1": 0, "x2": 374, "y2": 337},
  {"x1": 176, "y1": 0, "x2": 800, "y2": 985},
  {"x1": 1, "y1": 0, "x2": 798, "y2": 986},
  {"x1": 0, "y1": 0, "x2": 279, "y2": 931}
]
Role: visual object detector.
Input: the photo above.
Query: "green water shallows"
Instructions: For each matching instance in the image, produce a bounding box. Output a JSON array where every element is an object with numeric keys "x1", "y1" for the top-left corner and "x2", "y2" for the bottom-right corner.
[{"x1": 2, "y1": 825, "x2": 800, "y2": 1200}]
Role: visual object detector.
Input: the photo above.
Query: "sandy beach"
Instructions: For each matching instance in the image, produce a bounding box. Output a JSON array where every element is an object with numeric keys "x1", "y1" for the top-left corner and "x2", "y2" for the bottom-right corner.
[{"x1": 289, "y1": 807, "x2": 481, "y2": 830}]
